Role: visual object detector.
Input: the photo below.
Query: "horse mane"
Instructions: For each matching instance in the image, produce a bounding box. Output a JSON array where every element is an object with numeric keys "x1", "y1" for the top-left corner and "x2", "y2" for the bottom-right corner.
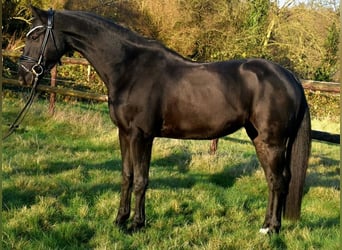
[{"x1": 61, "y1": 10, "x2": 188, "y2": 61}]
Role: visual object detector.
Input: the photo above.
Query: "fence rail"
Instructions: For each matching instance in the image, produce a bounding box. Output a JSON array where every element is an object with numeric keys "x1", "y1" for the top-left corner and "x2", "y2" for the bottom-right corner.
[
  {"x1": 3, "y1": 50, "x2": 340, "y2": 93},
  {"x1": 3, "y1": 51, "x2": 340, "y2": 144},
  {"x1": 3, "y1": 78, "x2": 108, "y2": 102},
  {"x1": 301, "y1": 80, "x2": 340, "y2": 93}
]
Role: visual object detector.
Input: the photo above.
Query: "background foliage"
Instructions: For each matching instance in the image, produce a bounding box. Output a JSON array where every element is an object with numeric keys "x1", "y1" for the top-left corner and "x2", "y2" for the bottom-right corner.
[{"x1": 2, "y1": 0, "x2": 340, "y2": 82}]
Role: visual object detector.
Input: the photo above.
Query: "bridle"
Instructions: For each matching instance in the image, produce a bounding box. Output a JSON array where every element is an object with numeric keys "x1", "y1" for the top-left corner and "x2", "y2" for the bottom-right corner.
[
  {"x1": 3, "y1": 8, "x2": 59, "y2": 140},
  {"x1": 19, "y1": 8, "x2": 60, "y2": 77}
]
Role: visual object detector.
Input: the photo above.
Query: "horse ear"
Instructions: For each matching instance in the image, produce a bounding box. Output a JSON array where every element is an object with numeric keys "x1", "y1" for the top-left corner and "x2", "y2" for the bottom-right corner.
[{"x1": 30, "y1": 5, "x2": 48, "y2": 23}]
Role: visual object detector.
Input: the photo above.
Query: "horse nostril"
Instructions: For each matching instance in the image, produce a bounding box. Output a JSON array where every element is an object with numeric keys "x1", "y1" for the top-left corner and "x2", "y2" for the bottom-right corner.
[
  {"x1": 18, "y1": 75, "x2": 24, "y2": 85},
  {"x1": 17, "y1": 73, "x2": 31, "y2": 86}
]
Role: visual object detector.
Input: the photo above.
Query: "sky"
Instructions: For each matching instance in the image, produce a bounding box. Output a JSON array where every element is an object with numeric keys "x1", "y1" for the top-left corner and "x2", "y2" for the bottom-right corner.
[
  {"x1": 276, "y1": 0, "x2": 339, "y2": 9},
  {"x1": 276, "y1": 0, "x2": 309, "y2": 7}
]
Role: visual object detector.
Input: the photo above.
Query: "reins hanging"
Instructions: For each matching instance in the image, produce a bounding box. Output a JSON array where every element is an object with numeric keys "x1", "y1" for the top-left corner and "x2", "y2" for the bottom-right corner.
[
  {"x1": 2, "y1": 73, "x2": 40, "y2": 140},
  {"x1": 3, "y1": 8, "x2": 55, "y2": 140}
]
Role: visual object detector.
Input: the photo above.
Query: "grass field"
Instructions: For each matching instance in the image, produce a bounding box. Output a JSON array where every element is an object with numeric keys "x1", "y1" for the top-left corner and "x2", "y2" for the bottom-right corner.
[{"x1": 2, "y1": 96, "x2": 340, "y2": 250}]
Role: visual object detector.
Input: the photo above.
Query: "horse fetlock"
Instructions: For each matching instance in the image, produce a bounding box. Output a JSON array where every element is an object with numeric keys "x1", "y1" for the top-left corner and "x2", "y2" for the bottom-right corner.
[
  {"x1": 129, "y1": 218, "x2": 145, "y2": 232},
  {"x1": 260, "y1": 219, "x2": 281, "y2": 235},
  {"x1": 115, "y1": 210, "x2": 130, "y2": 225}
]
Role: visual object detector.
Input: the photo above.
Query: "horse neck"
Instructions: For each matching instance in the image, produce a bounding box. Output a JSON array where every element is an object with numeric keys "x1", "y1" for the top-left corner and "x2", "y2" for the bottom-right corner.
[{"x1": 57, "y1": 11, "x2": 132, "y2": 87}]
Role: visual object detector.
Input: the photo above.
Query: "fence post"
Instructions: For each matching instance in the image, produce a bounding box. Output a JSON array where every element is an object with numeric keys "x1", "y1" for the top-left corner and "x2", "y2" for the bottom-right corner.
[{"x1": 49, "y1": 65, "x2": 57, "y2": 115}]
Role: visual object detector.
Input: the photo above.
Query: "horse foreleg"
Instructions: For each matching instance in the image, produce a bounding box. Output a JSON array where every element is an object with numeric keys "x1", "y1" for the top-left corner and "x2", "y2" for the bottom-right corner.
[
  {"x1": 115, "y1": 130, "x2": 133, "y2": 226},
  {"x1": 130, "y1": 129, "x2": 153, "y2": 231}
]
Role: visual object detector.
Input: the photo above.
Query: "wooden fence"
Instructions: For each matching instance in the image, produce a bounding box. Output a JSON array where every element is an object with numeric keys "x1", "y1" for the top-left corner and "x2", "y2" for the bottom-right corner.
[{"x1": 3, "y1": 51, "x2": 340, "y2": 144}]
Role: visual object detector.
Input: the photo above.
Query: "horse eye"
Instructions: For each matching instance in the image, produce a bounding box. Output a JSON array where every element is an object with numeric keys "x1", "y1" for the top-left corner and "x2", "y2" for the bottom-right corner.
[
  {"x1": 30, "y1": 34, "x2": 39, "y2": 40},
  {"x1": 28, "y1": 31, "x2": 43, "y2": 41}
]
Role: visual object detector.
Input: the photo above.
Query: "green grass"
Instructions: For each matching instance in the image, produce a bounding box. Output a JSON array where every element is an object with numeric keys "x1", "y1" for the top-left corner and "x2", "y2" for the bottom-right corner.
[{"x1": 2, "y1": 97, "x2": 340, "y2": 250}]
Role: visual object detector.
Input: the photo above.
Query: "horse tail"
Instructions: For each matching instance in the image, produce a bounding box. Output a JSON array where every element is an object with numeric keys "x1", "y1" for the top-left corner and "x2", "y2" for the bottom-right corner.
[{"x1": 284, "y1": 99, "x2": 311, "y2": 220}]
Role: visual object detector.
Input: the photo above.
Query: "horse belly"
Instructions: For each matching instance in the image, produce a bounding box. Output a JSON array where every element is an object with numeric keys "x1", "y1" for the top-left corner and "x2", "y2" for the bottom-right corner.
[
  {"x1": 160, "y1": 117, "x2": 243, "y2": 139},
  {"x1": 160, "y1": 102, "x2": 244, "y2": 139}
]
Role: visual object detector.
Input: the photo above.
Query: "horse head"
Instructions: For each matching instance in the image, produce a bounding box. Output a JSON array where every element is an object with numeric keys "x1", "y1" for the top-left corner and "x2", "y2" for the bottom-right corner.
[{"x1": 18, "y1": 6, "x2": 65, "y2": 85}]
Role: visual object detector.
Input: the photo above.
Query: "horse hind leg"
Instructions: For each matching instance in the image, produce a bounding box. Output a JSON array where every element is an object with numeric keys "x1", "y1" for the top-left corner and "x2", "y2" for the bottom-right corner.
[
  {"x1": 253, "y1": 138, "x2": 289, "y2": 234},
  {"x1": 210, "y1": 138, "x2": 219, "y2": 155}
]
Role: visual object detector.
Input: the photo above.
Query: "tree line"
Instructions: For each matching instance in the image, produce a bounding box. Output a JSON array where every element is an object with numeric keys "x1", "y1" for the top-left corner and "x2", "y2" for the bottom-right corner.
[{"x1": 2, "y1": 0, "x2": 340, "y2": 81}]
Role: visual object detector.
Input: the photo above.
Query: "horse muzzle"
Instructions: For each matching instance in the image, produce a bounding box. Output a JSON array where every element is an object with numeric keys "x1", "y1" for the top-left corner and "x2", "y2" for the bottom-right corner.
[
  {"x1": 18, "y1": 60, "x2": 45, "y2": 86},
  {"x1": 18, "y1": 65, "x2": 34, "y2": 86}
]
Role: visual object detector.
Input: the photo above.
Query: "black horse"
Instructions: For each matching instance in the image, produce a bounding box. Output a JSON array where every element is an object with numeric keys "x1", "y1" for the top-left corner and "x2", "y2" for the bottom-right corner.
[{"x1": 19, "y1": 7, "x2": 311, "y2": 234}]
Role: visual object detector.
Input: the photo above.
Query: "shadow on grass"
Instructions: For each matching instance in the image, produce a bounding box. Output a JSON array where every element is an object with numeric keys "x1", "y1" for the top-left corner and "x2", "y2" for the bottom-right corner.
[
  {"x1": 270, "y1": 235, "x2": 288, "y2": 250},
  {"x1": 150, "y1": 151, "x2": 260, "y2": 193},
  {"x1": 152, "y1": 146, "x2": 192, "y2": 173},
  {"x1": 150, "y1": 149, "x2": 197, "y2": 189},
  {"x1": 2, "y1": 186, "x2": 37, "y2": 211},
  {"x1": 2, "y1": 170, "x2": 122, "y2": 211},
  {"x1": 305, "y1": 154, "x2": 340, "y2": 193},
  {"x1": 304, "y1": 215, "x2": 340, "y2": 229},
  {"x1": 47, "y1": 158, "x2": 122, "y2": 174},
  {"x1": 209, "y1": 156, "x2": 259, "y2": 188},
  {"x1": 2, "y1": 156, "x2": 122, "y2": 211}
]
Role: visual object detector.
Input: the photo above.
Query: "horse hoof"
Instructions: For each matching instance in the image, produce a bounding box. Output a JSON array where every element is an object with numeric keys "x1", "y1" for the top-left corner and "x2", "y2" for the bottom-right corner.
[
  {"x1": 126, "y1": 222, "x2": 145, "y2": 234},
  {"x1": 259, "y1": 227, "x2": 280, "y2": 235},
  {"x1": 115, "y1": 219, "x2": 125, "y2": 226},
  {"x1": 259, "y1": 227, "x2": 270, "y2": 235}
]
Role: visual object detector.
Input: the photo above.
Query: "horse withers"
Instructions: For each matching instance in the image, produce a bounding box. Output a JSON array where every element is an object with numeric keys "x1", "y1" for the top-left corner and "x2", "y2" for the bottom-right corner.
[{"x1": 18, "y1": 6, "x2": 311, "y2": 234}]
